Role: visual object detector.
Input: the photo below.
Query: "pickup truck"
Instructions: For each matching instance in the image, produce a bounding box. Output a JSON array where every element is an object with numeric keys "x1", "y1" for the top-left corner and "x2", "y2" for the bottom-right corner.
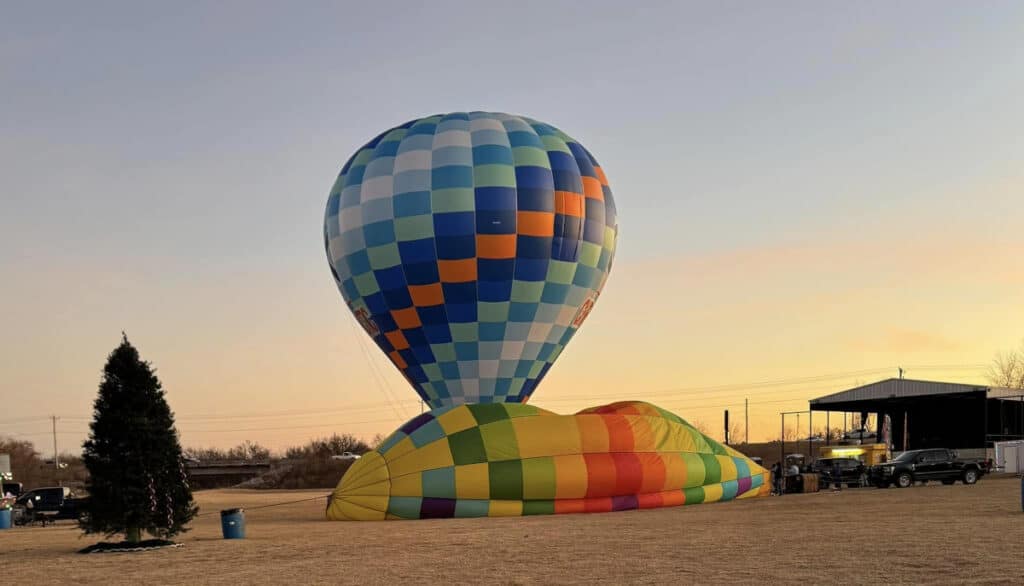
[
  {"x1": 12, "y1": 486, "x2": 89, "y2": 526},
  {"x1": 869, "y1": 448, "x2": 988, "y2": 488}
]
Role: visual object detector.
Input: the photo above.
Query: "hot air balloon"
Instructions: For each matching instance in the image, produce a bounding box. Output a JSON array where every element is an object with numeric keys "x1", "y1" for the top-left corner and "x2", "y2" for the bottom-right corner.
[
  {"x1": 326, "y1": 401, "x2": 770, "y2": 521},
  {"x1": 324, "y1": 112, "x2": 617, "y2": 408},
  {"x1": 324, "y1": 113, "x2": 768, "y2": 521}
]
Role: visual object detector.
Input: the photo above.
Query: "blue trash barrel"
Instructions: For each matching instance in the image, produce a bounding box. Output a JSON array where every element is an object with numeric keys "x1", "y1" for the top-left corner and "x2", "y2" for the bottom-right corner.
[
  {"x1": 220, "y1": 508, "x2": 245, "y2": 539},
  {"x1": 0, "y1": 508, "x2": 11, "y2": 530}
]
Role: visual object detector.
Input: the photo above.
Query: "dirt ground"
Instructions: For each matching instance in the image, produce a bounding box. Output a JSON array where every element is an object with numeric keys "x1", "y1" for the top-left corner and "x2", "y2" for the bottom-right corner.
[{"x1": 2, "y1": 475, "x2": 1022, "y2": 585}]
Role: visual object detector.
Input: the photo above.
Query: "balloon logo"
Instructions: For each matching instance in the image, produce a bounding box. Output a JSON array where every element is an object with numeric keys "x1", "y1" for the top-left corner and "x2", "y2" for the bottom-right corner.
[{"x1": 324, "y1": 112, "x2": 617, "y2": 408}]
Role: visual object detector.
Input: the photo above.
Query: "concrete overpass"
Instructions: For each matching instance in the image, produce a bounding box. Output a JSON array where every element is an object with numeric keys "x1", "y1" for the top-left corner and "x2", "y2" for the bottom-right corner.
[{"x1": 185, "y1": 461, "x2": 271, "y2": 489}]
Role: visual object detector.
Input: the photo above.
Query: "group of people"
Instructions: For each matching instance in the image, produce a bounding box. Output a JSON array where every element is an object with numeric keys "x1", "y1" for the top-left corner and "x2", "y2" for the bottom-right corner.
[{"x1": 769, "y1": 462, "x2": 801, "y2": 495}]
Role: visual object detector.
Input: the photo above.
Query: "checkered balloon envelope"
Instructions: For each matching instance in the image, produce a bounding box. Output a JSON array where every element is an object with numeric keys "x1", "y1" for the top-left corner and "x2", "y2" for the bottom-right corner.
[{"x1": 324, "y1": 112, "x2": 618, "y2": 408}]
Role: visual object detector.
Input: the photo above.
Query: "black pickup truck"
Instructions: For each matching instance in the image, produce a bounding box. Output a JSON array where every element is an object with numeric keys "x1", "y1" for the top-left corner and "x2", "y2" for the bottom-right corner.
[
  {"x1": 12, "y1": 486, "x2": 89, "y2": 526},
  {"x1": 869, "y1": 448, "x2": 988, "y2": 488}
]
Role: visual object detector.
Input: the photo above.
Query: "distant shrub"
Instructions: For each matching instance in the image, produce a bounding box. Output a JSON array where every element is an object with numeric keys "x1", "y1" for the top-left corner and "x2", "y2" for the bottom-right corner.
[
  {"x1": 275, "y1": 456, "x2": 355, "y2": 489},
  {"x1": 283, "y1": 434, "x2": 370, "y2": 460},
  {"x1": 183, "y1": 441, "x2": 270, "y2": 462}
]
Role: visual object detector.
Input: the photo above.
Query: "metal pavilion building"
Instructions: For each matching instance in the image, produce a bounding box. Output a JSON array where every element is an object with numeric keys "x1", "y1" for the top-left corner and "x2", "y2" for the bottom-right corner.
[{"x1": 808, "y1": 378, "x2": 1024, "y2": 457}]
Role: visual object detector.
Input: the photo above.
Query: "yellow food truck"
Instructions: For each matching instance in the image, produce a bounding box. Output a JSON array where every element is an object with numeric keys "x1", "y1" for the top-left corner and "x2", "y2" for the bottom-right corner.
[{"x1": 819, "y1": 443, "x2": 890, "y2": 466}]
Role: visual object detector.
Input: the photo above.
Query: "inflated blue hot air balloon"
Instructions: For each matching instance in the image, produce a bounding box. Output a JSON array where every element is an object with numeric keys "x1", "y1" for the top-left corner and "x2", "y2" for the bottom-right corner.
[{"x1": 324, "y1": 112, "x2": 617, "y2": 408}]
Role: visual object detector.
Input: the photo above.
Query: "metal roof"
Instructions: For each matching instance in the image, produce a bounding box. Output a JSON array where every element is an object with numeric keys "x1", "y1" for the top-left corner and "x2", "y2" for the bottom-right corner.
[
  {"x1": 809, "y1": 378, "x2": 991, "y2": 406},
  {"x1": 989, "y1": 386, "x2": 1024, "y2": 400}
]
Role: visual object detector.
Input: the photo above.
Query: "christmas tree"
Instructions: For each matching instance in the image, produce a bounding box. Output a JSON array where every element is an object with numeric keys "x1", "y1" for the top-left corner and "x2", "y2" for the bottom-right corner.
[{"x1": 80, "y1": 334, "x2": 197, "y2": 543}]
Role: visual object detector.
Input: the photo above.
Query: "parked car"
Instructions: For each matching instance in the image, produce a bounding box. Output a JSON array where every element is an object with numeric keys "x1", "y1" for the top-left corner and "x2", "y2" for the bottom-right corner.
[
  {"x1": 813, "y1": 457, "x2": 867, "y2": 488},
  {"x1": 12, "y1": 487, "x2": 89, "y2": 525},
  {"x1": 869, "y1": 448, "x2": 988, "y2": 488},
  {"x1": 330, "y1": 452, "x2": 362, "y2": 461}
]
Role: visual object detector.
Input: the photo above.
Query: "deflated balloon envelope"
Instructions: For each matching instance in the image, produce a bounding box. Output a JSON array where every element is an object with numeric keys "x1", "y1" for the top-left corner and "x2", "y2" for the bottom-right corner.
[{"x1": 324, "y1": 112, "x2": 617, "y2": 408}]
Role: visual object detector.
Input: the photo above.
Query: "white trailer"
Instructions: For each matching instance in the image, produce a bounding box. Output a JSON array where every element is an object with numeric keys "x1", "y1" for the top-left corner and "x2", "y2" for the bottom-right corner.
[{"x1": 993, "y1": 440, "x2": 1024, "y2": 474}]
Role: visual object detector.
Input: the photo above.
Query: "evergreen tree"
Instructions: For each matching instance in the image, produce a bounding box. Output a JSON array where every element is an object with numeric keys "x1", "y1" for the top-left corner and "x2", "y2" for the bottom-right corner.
[{"x1": 80, "y1": 334, "x2": 197, "y2": 542}]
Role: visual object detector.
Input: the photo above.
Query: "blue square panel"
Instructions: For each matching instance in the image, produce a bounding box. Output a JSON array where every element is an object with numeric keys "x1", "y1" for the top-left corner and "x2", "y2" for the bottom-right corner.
[
  {"x1": 434, "y1": 212, "x2": 476, "y2": 237},
  {"x1": 474, "y1": 186, "x2": 516, "y2": 210},
  {"x1": 403, "y1": 261, "x2": 440, "y2": 286},
  {"x1": 398, "y1": 239, "x2": 437, "y2": 264},
  {"x1": 375, "y1": 266, "x2": 407, "y2": 291},
  {"x1": 478, "y1": 280, "x2": 512, "y2": 302},
  {"x1": 514, "y1": 258, "x2": 549, "y2": 281},
  {"x1": 436, "y1": 235, "x2": 476, "y2": 259},
  {"x1": 478, "y1": 259, "x2": 514, "y2": 281},
  {"x1": 454, "y1": 343, "x2": 479, "y2": 361},
  {"x1": 446, "y1": 302, "x2": 477, "y2": 323},
  {"x1": 423, "y1": 324, "x2": 453, "y2": 344},
  {"x1": 442, "y1": 282, "x2": 477, "y2": 303}
]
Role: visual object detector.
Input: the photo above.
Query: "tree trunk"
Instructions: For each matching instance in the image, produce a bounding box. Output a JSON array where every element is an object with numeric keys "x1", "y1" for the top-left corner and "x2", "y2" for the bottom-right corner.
[{"x1": 126, "y1": 526, "x2": 141, "y2": 543}]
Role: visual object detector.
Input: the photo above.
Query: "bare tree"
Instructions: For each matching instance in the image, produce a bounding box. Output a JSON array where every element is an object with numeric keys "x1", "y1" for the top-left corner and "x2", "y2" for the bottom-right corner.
[
  {"x1": 727, "y1": 421, "x2": 745, "y2": 445},
  {"x1": 782, "y1": 425, "x2": 799, "y2": 441},
  {"x1": 688, "y1": 419, "x2": 711, "y2": 436},
  {"x1": 810, "y1": 427, "x2": 843, "y2": 441},
  {"x1": 370, "y1": 433, "x2": 387, "y2": 450},
  {"x1": 184, "y1": 441, "x2": 271, "y2": 462},
  {"x1": 988, "y1": 339, "x2": 1024, "y2": 389}
]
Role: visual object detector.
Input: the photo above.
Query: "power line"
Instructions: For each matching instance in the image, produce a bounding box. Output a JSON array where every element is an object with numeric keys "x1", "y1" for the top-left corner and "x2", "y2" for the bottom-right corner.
[
  {"x1": 56, "y1": 400, "x2": 421, "y2": 424},
  {"x1": 178, "y1": 401, "x2": 419, "y2": 422},
  {"x1": 177, "y1": 416, "x2": 403, "y2": 434},
  {"x1": 7, "y1": 363, "x2": 990, "y2": 440},
  {"x1": 538, "y1": 363, "x2": 988, "y2": 405},
  {"x1": 0, "y1": 416, "x2": 51, "y2": 425},
  {"x1": 540, "y1": 379, "x2": 854, "y2": 406}
]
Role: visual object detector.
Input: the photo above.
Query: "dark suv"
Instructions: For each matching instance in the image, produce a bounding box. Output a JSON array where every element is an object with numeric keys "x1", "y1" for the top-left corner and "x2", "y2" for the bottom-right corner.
[{"x1": 813, "y1": 457, "x2": 867, "y2": 488}]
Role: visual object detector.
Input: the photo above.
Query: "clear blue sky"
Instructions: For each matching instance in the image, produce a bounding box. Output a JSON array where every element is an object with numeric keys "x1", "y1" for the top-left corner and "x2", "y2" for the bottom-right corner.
[{"x1": 3, "y1": 2, "x2": 1022, "y2": 449}]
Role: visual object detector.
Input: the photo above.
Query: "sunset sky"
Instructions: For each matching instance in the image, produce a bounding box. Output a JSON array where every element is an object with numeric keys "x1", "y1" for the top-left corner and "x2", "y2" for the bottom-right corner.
[{"x1": 3, "y1": 2, "x2": 1022, "y2": 453}]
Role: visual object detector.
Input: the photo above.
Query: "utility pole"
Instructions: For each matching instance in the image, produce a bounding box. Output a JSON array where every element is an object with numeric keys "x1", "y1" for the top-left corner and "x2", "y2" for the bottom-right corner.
[
  {"x1": 51, "y1": 415, "x2": 60, "y2": 470},
  {"x1": 745, "y1": 398, "x2": 749, "y2": 446}
]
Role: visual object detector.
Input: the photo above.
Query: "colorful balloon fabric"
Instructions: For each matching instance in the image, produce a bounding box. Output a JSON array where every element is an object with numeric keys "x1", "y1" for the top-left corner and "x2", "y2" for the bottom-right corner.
[
  {"x1": 323, "y1": 112, "x2": 618, "y2": 409},
  {"x1": 326, "y1": 401, "x2": 769, "y2": 521}
]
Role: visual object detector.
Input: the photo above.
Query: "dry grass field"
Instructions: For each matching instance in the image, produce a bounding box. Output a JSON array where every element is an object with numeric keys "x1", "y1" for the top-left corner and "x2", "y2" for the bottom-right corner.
[{"x1": 2, "y1": 475, "x2": 1022, "y2": 585}]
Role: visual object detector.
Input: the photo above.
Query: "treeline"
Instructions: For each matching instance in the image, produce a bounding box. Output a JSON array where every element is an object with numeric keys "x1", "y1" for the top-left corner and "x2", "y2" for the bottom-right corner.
[
  {"x1": 0, "y1": 437, "x2": 88, "y2": 491},
  {"x1": 183, "y1": 440, "x2": 271, "y2": 462},
  {"x1": 181, "y1": 433, "x2": 383, "y2": 463},
  {"x1": 3, "y1": 432, "x2": 387, "y2": 492},
  {"x1": 182, "y1": 434, "x2": 386, "y2": 490}
]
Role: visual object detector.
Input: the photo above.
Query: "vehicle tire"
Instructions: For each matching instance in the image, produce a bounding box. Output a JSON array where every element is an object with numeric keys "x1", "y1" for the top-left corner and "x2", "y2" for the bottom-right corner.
[
  {"x1": 962, "y1": 469, "x2": 978, "y2": 485},
  {"x1": 896, "y1": 472, "x2": 913, "y2": 488},
  {"x1": 941, "y1": 479, "x2": 955, "y2": 485}
]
